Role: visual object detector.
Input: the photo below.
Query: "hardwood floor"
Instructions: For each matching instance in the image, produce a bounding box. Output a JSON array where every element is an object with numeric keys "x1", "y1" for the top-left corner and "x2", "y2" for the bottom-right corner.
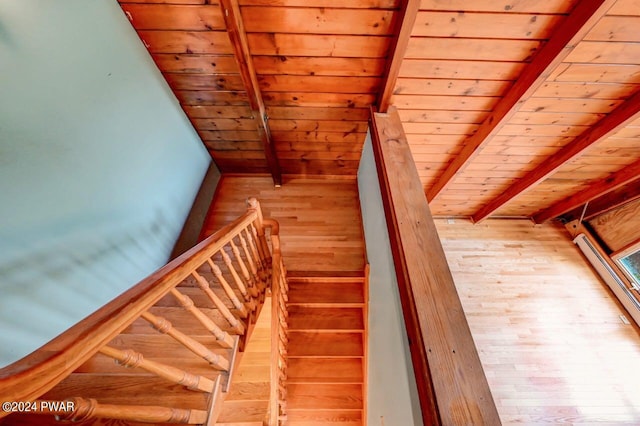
[
  {"x1": 201, "y1": 176, "x2": 366, "y2": 274},
  {"x1": 435, "y1": 218, "x2": 640, "y2": 425}
]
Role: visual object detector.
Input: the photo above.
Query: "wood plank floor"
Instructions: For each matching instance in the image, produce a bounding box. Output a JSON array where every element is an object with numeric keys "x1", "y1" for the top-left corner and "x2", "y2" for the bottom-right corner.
[
  {"x1": 202, "y1": 176, "x2": 366, "y2": 273},
  {"x1": 434, "y1": 219, "x2": 640, "y2": 425}
]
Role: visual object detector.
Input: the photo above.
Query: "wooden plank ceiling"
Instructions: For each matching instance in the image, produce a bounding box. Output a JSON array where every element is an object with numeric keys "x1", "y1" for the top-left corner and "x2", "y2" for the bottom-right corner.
[{"x1": 118, "y1": 0, "x2": 640, "y2": 222}]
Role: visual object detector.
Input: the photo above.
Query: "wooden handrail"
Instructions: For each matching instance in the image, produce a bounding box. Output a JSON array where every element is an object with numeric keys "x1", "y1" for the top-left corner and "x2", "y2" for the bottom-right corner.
[
  {"x1": 0, "y1": 208, "x2": 258, "y2": 403},
  {"x1": 33, "y1": 397, "x2": 208, "y2": 424},
  {"x1": 266, "y1": 217, "x2": 288, "y2": 426}
]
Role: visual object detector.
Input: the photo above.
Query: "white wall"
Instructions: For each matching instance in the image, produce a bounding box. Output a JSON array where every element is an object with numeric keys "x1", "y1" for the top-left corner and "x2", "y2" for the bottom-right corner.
[
  {"x1": 0, "y1": 1, "x2": 212, "y2": 365},
  {"x1": 358, "y1": 131, "x2": 423, "y2": 425}
]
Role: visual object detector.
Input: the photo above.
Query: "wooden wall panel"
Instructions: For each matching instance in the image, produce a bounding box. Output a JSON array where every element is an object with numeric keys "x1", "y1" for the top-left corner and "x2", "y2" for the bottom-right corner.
[
  {"x1": 239, "y1": 0, "x2": 400, "y2": 8},
  {"x1": 247, "y1": 34, "x2": 390, "y2": 58},
  {"x1": 421, "y1": 0, "x2": 578, "y2": 13},
  {"x1": 241, "y1": 3, "x2": 393, "y2": 176},
  {"x1": 412, "y1": 12, "x2": 561, "y2": 39},
  {"x1": 420, "y1": 1, "x2": 640, "y2": 218},
  {"x1": 119, "y1": 4, "x2": 226, "y2": 30},
  {"x1": 588, "y1": 198, "x2": 640, "y2": 252},
  {"x1": 241, "y1": 7, "x2": 395, "y2": 35},
  {"x1": 399, "y1": 59, "x2": 526, "y2": 80},
  {"x1": 253, "y1": 56, "x2": 386, "y2": 77}
]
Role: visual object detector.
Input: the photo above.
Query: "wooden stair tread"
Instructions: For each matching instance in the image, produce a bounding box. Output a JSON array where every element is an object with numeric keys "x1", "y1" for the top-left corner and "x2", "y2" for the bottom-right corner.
[
  {"x1": 286, "y1": 409, "x2": 363, "y2": 425},
  {"x1": 287, "y1": 384, "x2": 363, "y2": 410},
  {"x1": 287, "y1": 281, "x2": 364, "y2": 305},
  {"x1": 288, "y1": 332, "x2": 363, "y2": 357},
  {"x1": 225, "y1": 381, "x2": 269, "y2": 401},
  {"x1": 288, "y1": 358, "x2": 363, "y2": 384},
  {"x1": 216, "y1": 400, "x2": 268, "y2": 423},
  {"x1": 288, "y1": 306, "x2": 364, "y2": 331}
]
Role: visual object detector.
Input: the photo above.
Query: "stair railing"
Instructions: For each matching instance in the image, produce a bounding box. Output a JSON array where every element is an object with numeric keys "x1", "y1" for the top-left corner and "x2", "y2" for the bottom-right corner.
[
  {"x1": 0, "y1": 198, "x2": 276, "y2": 424},
  {"x1": 263, "y1": 215, "x2": 289, "y2": 426}
]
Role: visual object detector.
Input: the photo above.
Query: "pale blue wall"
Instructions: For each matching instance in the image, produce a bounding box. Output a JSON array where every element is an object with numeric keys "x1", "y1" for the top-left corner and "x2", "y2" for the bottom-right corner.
[
  {"x1": 0, "y1": 1, "x2": 212, "y2": 365},
  {"x1": 358, "y1": 131, "x2": 423, "y2": 425}
]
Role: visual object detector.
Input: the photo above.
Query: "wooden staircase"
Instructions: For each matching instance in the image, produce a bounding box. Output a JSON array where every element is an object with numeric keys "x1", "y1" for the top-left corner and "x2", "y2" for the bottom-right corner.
[
  {"x1": 0, "y1": 199, "x2": 288, "y2": 426},
  {"x1": 285, "y1": 276, "x2": 367, "y2": 426},
  {"x1": 0, "y1": 200, "x2": 368, "y2": 426}
]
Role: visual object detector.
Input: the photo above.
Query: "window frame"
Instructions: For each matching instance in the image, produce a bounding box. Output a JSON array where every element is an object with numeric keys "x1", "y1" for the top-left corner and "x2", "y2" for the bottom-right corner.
[{"x1": 611, "y1": 238, "x2": 640, "y2": 291}]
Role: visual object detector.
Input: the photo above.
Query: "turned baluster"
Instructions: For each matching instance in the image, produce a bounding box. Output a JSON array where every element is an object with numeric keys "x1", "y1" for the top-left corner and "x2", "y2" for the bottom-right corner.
[
  {"x1": 239, "y1": 233, "x2": 262, "y2": 286},
  {"x1": 170, "y1": 288, "x2": 234, "y2": 348},
  {"x1": 141, "y1": 311, "x2": 229, "y2": 371},
  {"x1": 206, "y1": 258, "x2": 248, "y2": 318},
  {"x1": 221, "y1": 247, "x2": 259, "y2": 300},
  {"x1": 250, "y1": 223, "x2": 269, "y2": 270},
  {"x1": 244, "y1": 227, "x2": 266, "y2": 278},
  {"x1": 246, "y1": 198, "x2": 272, "y2": 267},
  {"x1": 191, "y1": 271, "x2": 245, "y2": 335},
  {"x1": 230, "y1": 238, "x2": 258, "y2": 292},
  {"x1": 99, "y1": 346, "x2": 215, "y2": 392},
  {"x1": 37, "y1": 397, "x2": 207, "y2": 424}
]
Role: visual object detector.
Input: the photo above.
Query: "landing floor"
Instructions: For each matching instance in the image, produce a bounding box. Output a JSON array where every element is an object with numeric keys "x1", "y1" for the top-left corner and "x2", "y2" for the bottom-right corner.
[{"x1": 202, "y1": 176, "x2": 365, "y2": 274}]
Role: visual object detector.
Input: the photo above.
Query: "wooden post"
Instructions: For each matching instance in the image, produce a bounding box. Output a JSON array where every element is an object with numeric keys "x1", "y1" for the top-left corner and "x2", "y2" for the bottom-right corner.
[{"x1": 370, "y1": 107, "x2": 501, "y2": 425}]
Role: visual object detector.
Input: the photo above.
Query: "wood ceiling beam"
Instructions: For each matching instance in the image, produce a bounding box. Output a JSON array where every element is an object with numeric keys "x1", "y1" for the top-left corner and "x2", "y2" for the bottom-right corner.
[
  {"x1": 426, "y1": 0, "x2": 617, "y2": 202},
  {"x1": 473, "y1": 89, "x2": 640, "y2": 223},
  {"x1": 376, "y1": 0, "x2": 420, "y2": 113},
  {"x1": 220, "y1": 0, "x2": 282, "y2": 186},
  {"x1": 560, "y1": 179, "x2": 640, "y2": 223},
  {"x1": 533, "y1": 160, "x2": 640, "y2": 224}
]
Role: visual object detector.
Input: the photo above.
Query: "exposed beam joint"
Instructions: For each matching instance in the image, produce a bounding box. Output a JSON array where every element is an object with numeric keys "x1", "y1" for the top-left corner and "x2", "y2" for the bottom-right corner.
[
  {"x1": 376, "y1": 0, "x2": 420, "y2": 113},
  {"x1": 473, "y1": 89, "x2": 640, "y2": 223},
  {"x1": 220, "y1": 0, "x2": 282, "y2": 186},
  {"x1": 534, "y1": 159, "x2": 640, "y2": 224},
  {"x1": 427, "y1": 0, "x2": 617, "y2": 202},
  {"x1": 370, "y1": 107, "x2": 500, "y2": 425}
]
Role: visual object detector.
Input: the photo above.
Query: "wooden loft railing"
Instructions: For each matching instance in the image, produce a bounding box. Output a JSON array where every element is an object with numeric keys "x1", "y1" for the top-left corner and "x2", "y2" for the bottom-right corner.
[
  {"x1": 371, "y1": 108, "x2": 501, "y2": 425},
  {"x1": 0, "y1": 198, "x2": 288, "y2": 425}
]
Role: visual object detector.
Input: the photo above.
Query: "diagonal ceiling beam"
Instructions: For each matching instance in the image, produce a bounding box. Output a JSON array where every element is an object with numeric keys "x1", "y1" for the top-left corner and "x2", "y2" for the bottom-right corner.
[
  {"x1": 533, "y1": 159, "x2": 640, "y2": 224},
  {"x1": 473, "y1": 89, "x2": 640, "y2": 223},
  {"x1": 560, "y1": 179, "x2": 640, "y2": 223},
  {"x1": 376, "y1": 0, "x2": 421, "y2": 113},
  {"x1": 427, "y1": 0, "x2": 617, "y2": 202},
  {"x1": 220, "y1": 0, "x2": 282, "y2": 186}
]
